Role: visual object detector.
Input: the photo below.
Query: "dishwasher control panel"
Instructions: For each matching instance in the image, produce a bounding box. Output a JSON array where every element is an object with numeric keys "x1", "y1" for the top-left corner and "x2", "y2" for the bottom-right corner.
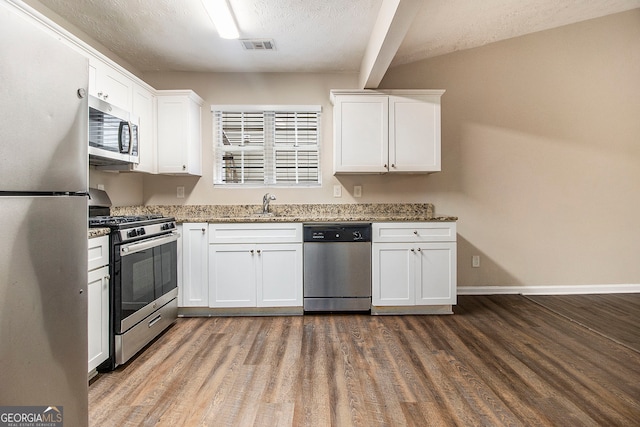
[{"x1": 303, "y1": 223, "x2": 371, "y2": 242}]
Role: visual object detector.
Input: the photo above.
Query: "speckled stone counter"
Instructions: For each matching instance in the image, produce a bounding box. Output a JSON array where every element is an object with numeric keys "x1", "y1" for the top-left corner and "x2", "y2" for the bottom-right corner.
[
  {"x1": 111, "y1": 203, "x2": 457, "y2": 223},
  {"x1": 88, "y1": 227, "x2": 110, "y2": 238}
]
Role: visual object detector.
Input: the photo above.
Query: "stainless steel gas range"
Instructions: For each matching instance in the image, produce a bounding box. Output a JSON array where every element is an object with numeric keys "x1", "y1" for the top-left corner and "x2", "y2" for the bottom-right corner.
[{"x1": 89, "y1": 190, "x2": 178, "y2": 370}]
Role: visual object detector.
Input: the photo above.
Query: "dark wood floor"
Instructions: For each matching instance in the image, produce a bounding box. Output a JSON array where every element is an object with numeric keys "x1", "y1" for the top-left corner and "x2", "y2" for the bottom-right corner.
[
  {"x1": 89, "y1": 295, "x2": 640, "y2": 426},
  {"x1": 526, "y1": 293, "x2": 640, "y2": 353}
]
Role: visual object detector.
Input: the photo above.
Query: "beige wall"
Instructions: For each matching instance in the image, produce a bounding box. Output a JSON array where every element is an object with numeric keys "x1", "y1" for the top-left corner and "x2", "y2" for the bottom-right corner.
[{"x1": 380, "y1": 9, "x2": 640, "y2": 287}]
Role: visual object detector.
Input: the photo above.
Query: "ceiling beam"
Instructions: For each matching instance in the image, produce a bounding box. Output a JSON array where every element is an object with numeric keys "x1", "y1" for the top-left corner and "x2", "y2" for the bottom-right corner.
[{"x1": 358, "y1": 0, "x2": 421, "y2": 89}]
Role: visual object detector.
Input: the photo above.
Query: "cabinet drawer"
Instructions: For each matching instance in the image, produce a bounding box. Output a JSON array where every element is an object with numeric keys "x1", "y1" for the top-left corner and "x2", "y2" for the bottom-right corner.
[
  {"x1": 88, "y1": 235, "x2": 109, "y2": 271},
  {"x1": 372, "y1": 222, "x2": 456, "y2": 243},
  {"x1": 209, "y1": 223, "x2": 302, "y2": 244}
]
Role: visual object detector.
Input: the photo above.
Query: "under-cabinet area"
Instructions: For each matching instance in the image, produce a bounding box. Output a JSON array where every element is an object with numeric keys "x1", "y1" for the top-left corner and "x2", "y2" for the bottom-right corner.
[{"x1": 178, "y1": 220, "x2": 456, "y2": 316}]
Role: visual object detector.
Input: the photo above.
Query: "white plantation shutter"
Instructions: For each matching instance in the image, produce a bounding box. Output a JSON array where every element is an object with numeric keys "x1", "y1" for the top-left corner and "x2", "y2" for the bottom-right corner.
[{"x1": 213, "y1": 106, "x2": 321, "y2": 186}]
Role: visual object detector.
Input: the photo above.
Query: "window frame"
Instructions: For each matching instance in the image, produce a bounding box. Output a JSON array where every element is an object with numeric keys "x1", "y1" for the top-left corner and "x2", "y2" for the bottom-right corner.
[{"x1": 211, "y1": 105, "x2": 322, "y2": 188}]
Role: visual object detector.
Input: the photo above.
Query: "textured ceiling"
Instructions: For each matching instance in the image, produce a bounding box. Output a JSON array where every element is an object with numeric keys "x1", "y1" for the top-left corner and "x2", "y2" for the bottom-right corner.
[{"x1": 36, "y1": 0, "x2": 640, "y2": 74}]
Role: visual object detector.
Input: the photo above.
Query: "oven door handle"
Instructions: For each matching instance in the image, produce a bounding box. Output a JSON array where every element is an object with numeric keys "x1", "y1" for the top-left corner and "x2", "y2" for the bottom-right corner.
[{"x1": 120, "y1": 232, "x2": 180, "y2": 257}]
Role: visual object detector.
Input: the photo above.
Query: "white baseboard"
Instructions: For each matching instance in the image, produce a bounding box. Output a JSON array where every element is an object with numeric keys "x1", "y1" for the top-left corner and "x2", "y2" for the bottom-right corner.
[{"x1": 457, "y1": 284, "x2": 640, "y2": 295}]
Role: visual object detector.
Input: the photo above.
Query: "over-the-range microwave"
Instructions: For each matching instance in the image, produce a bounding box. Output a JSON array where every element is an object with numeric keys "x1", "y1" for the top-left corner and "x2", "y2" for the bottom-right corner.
[{"x1": 89, "y1": 96, "x2": 139, "y2": 166}]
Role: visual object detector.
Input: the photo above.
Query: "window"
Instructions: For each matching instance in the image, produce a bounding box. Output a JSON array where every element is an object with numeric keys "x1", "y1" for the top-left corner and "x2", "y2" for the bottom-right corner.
[{"x1": 212, "y1": 105, "x2": 321, "y2": 186}]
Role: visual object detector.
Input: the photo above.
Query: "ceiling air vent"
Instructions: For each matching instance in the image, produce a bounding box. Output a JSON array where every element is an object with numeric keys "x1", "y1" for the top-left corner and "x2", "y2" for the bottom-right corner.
[{"x1": 240, "y1": 39, "x2": 275, "y2": 51}]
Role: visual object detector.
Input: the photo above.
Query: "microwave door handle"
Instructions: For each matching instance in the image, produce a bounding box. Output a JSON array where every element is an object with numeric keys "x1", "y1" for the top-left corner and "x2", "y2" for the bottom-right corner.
[
  {"x1": 127, "y1": 121, "x2": 134, "y2": 155},
  {"x1": 118, "y1": 121, "x2": 127, "y2": 154}
]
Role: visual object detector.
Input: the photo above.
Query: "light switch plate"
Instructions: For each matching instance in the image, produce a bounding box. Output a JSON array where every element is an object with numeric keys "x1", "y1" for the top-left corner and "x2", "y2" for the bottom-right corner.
[
  {"x1": 353, "y1": 185, "x2": 362, "y2": 198},
  {"x1": 177, "y1": 186, "x2": 185, "y2": 198},
  {"x1": 333, "y1": 184, "x2": 342, "y2": 197}
]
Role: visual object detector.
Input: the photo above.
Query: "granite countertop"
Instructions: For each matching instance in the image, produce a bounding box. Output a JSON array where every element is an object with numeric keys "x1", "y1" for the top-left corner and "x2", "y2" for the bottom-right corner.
[
  {"x1": 111, "y1": 203, "x2": 457, "y2": 224},
  {"x1": 88, "y1": 227, "x2": 110, "y2": 238}
]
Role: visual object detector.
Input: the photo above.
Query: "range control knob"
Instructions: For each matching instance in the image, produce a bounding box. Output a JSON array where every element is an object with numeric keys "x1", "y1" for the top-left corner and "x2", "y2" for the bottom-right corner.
[
  {"x1": 138, "y1": 227, "x2": 146, "y2": 236},
  {"x1": 353, "y1": 231, "x2": 362, "y2": 240},
  {"x1": 127, "y1": 229, "x2": 138, "y2": 238}
]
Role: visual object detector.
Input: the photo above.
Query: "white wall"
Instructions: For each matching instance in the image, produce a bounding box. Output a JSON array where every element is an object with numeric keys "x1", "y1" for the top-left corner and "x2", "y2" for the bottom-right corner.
[{"x1": 380, "y1": 9, "x2": 640, "y2": 288}]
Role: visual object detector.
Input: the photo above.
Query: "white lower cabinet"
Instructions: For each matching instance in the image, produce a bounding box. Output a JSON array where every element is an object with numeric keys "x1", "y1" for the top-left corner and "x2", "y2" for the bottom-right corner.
[
  {"x1": 372, "y1": 222, "x2": 457, "y2": 313},
  {"x1": 208, "y1": 223, "x2": 303, "y2": 309},
  {"x1": 180, "y1": 223, "x2": 208, "y2": 307},
  {"x1": 87, "y1": 235, "x2": 109, "y2": 374}
]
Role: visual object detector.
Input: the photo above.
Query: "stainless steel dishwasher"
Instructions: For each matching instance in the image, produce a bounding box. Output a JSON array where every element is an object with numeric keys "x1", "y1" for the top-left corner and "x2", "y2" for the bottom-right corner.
[{"x1": 303, "y1": 223, "x2": 372, "y2": 312}]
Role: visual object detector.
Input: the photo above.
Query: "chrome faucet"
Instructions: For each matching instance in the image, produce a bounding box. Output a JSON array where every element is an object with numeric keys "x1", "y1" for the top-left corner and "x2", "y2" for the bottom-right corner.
[{"x1": 262, "y1": 193, "x2": 276, "y2": 214}]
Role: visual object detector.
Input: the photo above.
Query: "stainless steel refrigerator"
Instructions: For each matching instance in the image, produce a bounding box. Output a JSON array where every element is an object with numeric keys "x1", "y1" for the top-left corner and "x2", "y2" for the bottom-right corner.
[{"x1": 1, "y1": 1, "x2": 89, "y2": 425}]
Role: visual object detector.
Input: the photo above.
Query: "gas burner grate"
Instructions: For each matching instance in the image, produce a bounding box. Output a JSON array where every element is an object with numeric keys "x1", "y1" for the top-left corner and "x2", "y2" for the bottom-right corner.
[{"x1": 89, "y1": 214, "x2": 170, "y2": 228}]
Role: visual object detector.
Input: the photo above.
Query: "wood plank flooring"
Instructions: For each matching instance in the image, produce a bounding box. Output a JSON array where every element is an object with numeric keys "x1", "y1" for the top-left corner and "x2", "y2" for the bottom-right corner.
[
  {"x1": 89, "y1": 295, "x2": 640, "y2": 426},
  {"x1": 526, "y1": 293, "x2": 640, "y2": 353}
]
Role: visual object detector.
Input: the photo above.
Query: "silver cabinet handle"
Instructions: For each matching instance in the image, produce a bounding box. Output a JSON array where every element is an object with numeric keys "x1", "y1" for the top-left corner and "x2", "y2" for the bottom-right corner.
[
  {"x1": 201, "y1": 228, "x2": 206, "y2": 234},
  {"x1": 256, "y1": 249, "x2": 261, "y2": 254}
]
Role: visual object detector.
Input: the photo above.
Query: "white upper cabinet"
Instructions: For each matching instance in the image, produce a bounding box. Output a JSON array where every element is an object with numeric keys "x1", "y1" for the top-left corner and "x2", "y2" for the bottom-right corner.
[
  {"x1": 332, "y1": 94, "x2": 389, "y2": 173},
  {"x1": 331, "y1": 90, "x2": 444, "y2": 174},
  {"x1": 88, "y1": 57, "x2": 133, "y2": 111},
  {"x1": 157, "y1": 90, "x2": 204, "y2": 176},
  {"x1": 389, "y1": 94, "x2": 442, "y2": 172},
  {"x1": 131, "y1": 83, "x2": 157, "y2": 174}
]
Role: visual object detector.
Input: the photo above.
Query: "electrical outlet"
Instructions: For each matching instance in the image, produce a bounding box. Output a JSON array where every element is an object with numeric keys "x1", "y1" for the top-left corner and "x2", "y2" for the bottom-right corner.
[
  {"x1": 176, "y1": 186, "x2": 185, "y2": 199},
  {"x1": 472, "y1": 255, "x2": 480, "y2": 268},
  {"x1": 97, "y1": 184, "x2": 104, "y2": 190},
  {"x1": 353, "y1": 185, "x2": 362, "y2": 198}
]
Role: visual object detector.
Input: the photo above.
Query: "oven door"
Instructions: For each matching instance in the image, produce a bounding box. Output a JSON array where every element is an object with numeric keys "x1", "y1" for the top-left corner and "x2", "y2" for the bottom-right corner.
[{"x1": 115, "y1": 232, "x2": 178, "y2": 334}]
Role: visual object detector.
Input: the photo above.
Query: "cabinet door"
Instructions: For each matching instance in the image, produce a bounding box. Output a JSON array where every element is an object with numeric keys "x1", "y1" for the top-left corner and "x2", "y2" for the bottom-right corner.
[
  {"x1": 181, "y1": 224, "x2": 208, "y2": 307},
  {"x1": 333, "y1": 95, "x2": 388, "y2": 173},
  {"x1": 389, "y1": 95, "x2": 441, "y2": 172},
  {"x1": 157, "y1": 93, "x2": 203, "y2": 176},
  {"x1": 209, "y1": 244, "x2": 256, "y2": 307},
  {"x1": 89, "y1": 57, "x2": 133, "y2": 111},
  {"x1": 372, "y1": 243, "x2": 415, "y2": 306},
  {"x1": 257, "y1": 244, "x2": 302, "y2": 307},
  {"x1": 416, "y1": 243, "x2": 457, "y2": 305},
  {"x1": 157, "y1": 96, "x2": 188, "y2": 174},
  {"x1": 88, "y1": 265, "x2": 109, "y2": 372},
  {"x1": 131, "y1": 83, "x2": 157, "y2": 173}
]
